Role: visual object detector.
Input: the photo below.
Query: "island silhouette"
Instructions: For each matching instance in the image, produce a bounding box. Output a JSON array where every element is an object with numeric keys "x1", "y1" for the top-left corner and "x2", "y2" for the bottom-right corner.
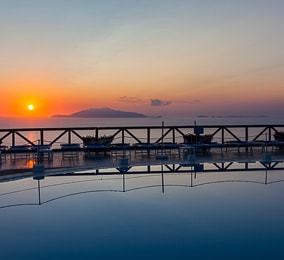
[{"x1": 52, "y1": 107, "x2": 150, "y2": 118}]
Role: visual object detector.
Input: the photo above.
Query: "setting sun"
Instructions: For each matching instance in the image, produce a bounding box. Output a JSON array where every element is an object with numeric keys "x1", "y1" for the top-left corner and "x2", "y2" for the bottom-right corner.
[
  {"x1": 8, "y1": 93, "x2": 49, "y2": 117},
  {"x1": 28, "y1": 104, "x2": 35, "y2": 111}
]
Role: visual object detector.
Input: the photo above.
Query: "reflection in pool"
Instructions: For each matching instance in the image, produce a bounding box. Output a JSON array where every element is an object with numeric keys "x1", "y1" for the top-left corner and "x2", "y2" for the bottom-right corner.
[{"x1": 1, "y1": 162, "x2": 284, "y2": 259}]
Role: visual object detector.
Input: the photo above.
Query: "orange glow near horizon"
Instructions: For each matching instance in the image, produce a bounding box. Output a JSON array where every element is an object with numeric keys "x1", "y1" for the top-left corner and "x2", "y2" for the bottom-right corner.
[
  {"x1": 2, "y1": 80, "x2": 119, "y2": 118},
  {"x1": 7, "y1": 94, "x2": 47, "y2": 118},
  {"x1": 2, "y1": 85, "x2": 284, "y2": 118},
  {"x1": 1, "y1": 71, "x2": 284, "y2": 118}
]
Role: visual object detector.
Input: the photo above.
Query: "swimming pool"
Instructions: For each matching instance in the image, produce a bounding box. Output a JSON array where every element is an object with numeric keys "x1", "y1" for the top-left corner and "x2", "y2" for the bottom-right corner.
[{"x1": 1, "y1": 163, "x2": 284, "y2": 259}]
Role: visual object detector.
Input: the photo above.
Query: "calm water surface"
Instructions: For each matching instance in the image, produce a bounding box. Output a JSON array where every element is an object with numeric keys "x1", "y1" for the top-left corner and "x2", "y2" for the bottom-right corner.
[
  {"x1": 1, "y1": 115, "x2": 284, "y2": 129},
  {"x1": 1, "y1": 166, "x2": 284, "y2": 259}
]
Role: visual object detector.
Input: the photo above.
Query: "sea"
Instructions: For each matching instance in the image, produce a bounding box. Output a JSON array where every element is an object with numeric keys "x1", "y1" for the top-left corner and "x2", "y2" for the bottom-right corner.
[
  {"x1": 1, "y1": 115, "x2": 284, "y2": 259},
  {"x1": 1, "y1": 114, "x2": 284, "y2": 129}
]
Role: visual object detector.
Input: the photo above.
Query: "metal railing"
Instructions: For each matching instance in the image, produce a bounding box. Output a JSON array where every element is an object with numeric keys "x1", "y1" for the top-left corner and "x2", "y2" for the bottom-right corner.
[{"x1": 0, "y1": 124, "x2": 283, "y2": 148}]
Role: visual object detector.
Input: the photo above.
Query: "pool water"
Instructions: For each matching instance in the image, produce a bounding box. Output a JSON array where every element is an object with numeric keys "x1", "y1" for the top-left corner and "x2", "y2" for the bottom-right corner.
[{"x1": 1, "y1": 166, "x2": 284, "y2": 259}]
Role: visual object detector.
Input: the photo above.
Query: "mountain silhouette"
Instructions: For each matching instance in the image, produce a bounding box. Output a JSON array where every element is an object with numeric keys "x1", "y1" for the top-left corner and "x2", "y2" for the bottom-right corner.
[{"x1": 52, "y1": 107, "x2": 148, "y2": 118}]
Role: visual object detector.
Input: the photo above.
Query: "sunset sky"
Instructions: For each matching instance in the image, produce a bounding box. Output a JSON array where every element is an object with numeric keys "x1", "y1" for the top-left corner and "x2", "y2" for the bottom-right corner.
[{"x1": 1, "y1": 0, "x2": 284, "y2": 117}]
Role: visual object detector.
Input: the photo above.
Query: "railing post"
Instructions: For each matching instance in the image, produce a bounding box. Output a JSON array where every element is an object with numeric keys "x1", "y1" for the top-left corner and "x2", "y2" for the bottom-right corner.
[
  {"x1": 245, "y1": 126, "x2": 249, "y2": 152},
  {"x1": 147, "y1": 128, "x2": 150, "y2": 143},
  {"x1": 122, "y1": 129, "x2": 125, "y2": 144},
  {"x1": 68, "y1": 129, "x2": 71, "y2": 144},
  {"x1": 12, "y1": 131, "x2": 15, "y2": 146},
  {"x1": 40, "y1": 130, "x2": 44, "y2": 145}
]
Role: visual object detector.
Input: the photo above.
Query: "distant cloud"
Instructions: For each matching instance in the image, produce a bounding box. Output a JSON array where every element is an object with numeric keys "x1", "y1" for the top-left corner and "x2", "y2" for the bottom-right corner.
[
  {"x1": 175, "y1": 99, "x2": 201, "y2": 104},
  {"x1": 119, "y1": 96, "x2": 144, "y2": 103},
  {"x1": 119, "y1": 96, "x2": 197, "y2": 106},
  {"x1": 150, "y1": 99, "x2": 172, "y2": 106}
]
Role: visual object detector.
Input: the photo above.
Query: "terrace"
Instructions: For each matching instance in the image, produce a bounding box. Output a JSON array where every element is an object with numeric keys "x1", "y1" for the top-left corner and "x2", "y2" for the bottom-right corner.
[{"x1": 0, "y1": 124, "x2": 283, "y2": 177}]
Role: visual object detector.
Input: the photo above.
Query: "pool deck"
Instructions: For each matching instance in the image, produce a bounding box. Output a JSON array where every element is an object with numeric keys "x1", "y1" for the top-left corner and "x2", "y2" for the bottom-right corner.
[{"x1": 1, "y1": 144, "x2": 284, "y2": 179}]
